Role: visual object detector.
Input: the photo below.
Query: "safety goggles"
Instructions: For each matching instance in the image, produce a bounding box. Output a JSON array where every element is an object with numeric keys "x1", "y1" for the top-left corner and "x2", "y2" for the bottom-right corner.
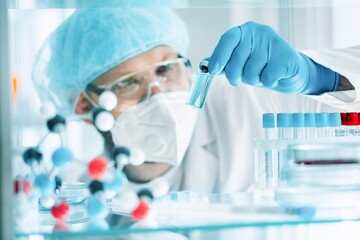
[{"x1": 85, "y1": 57, "x2": 192, "y2": 113}]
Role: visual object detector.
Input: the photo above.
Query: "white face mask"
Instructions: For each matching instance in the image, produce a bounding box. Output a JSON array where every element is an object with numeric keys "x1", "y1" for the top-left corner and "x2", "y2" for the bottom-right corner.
[{"x1": 111, "y1": 91, "x2": 198, "y2": 166}]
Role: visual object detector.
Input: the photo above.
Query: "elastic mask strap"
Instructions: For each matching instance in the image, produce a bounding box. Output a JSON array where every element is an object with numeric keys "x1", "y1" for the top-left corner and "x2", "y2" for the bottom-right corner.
[
  {"x1": 86, "y1": 84, "x2": 105, "y2": 95},
  {"x1": 82, "y1": 91, "x2": 99, "y2": 109},
  {"x1": 71, "y1": 113, "x2": 92, "y2": 121},
  {"x1": 80, "y1": 91, "x2": 105, "y2": 123}
]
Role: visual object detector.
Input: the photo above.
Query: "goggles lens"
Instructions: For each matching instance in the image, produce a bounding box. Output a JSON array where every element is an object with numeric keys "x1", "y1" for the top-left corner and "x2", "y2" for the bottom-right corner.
[{"x1": 85, "y1": 58, "x2": 191, "y2": 113}]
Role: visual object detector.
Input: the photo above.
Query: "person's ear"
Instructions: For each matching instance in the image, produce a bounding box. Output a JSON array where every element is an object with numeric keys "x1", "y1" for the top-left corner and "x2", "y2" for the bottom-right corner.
[{"x1": 74, "y1": 93, "x2": 93, "y2": 115}]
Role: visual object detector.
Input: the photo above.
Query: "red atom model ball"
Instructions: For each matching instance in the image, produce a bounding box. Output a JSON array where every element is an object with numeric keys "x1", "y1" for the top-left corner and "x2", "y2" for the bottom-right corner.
[
  {"x1": 131, "y1": 199, "x2": 149, "y2": 221},
  {"x1": 88, "y1": 157, "x2": 108, "y2": 180},
  {"x1": 51, "y1": 201, "x2": 69, "y2": 220}
]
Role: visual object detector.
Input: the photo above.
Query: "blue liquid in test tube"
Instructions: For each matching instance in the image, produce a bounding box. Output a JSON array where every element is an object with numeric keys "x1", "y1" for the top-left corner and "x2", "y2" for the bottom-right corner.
[{"x1": 186, "y1": 60, "x2": 215, "y2": 109}]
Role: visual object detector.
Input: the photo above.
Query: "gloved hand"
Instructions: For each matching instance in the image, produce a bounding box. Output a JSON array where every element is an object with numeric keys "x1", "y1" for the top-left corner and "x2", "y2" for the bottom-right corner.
[{"x1": 208, "y1": 21, "x2": 339, "y2": 95}]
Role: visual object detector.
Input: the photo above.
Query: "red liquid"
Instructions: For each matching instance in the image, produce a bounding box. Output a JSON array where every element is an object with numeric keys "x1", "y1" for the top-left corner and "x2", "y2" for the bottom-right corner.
[{"x1": 295, "y1": 159, "x2": 359, "y2": 165}]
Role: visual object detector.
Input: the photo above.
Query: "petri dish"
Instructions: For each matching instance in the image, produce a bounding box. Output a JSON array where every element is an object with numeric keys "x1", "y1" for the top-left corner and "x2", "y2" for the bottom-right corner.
[
  {"x1": 282, "y1": 143, "x2": 360, "y2": 187},
  {"x1": 282, "y1": 164, "x2": 360, "y2": 187},
  {"x1": 38, "y1": 182, "x2": 90, "y2": 228},
  {"x1": 286, "y1": 143, "x2": 360, "y2": 166},
  {"x1": 39, "y1": 201, "x2": 88, "y2": 227},
  {"x1": 56, "y1": 182, "x2": 90, "y2": 204},
  {"x1": 39, "y1": 182, "x2": 89, "y2": 210},
  {"x1": 275, "y1": 186, "x2": 360, "y2": 209}
]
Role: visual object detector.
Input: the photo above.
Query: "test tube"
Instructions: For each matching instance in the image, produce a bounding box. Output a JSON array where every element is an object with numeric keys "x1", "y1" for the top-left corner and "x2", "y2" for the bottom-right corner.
[
  {"x1": 339, "y1": 112, "x2": 348, "y2": 137},
  {"x1": 304, "y1": 113, "x2": 316, "y2": 138},
  {"x1": 292, "y1": 113, "x2": 305, "y2": 139},
  {"x1": 262, "y1": 113, "x2": 276, "y2": 188},
  {"x1": 347, "y1": 112, "x2": 358, "y2": 136},
  {"x1": 186, "y1": 60, "x2": 215, "y2": 109},
  {"x1": 276, "y1": 113, "x2": 292, "y2": 182},
  {"x1": 277, "y1": 113, "x2": 293, "y2": 139},
  {"x1": 358, "y1": 112, "x2": 360, "y2": 136},
  {"x1": 328, "y1": 112, "x2": 341, "y2": 138},
  {"x1": 315, "y1": 113, "x2": 328, "y2": 138}
]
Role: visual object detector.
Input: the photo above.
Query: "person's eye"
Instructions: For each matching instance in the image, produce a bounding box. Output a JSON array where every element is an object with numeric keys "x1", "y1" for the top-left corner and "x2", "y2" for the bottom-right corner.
[
  {"x1": 110, "y1": 78, "x2": 141, "y2": 95},
  {"x1": 113, "y1": 78, "x2": 139, "y2": 88},
  {"x1": 156, "y1": 64, "x2": 172, "y2": 76}
]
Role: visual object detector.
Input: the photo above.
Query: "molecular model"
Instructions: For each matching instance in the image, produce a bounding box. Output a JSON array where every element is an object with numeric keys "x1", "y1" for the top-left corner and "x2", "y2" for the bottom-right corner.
[{"x1": 14, "y1": 91, "x2": 169, "y2": 232}]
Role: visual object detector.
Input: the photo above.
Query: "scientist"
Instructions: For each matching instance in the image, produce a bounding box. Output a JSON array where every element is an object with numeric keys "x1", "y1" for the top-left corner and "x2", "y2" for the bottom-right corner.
[{"x1": 32, "y1": 9, "x2": 360, "y2": 194}]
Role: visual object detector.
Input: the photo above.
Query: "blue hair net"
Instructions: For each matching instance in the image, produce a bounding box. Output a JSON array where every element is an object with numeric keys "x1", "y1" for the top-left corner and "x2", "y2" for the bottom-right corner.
[{"x1": 32, "y1": 9, "x2": 189, "y2": 116}]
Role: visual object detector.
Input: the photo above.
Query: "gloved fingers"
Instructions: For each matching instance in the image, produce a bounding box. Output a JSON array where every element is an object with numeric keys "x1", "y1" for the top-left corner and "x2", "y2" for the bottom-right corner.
[
  {"x1": 241, "y1": 42, "x2": 268, "y2": 87},
  {"x1": 208, "y1": 26, "x2": 242, "y2": 75},
  {"x1": 200, "y1": 57, "x2": 226, "y2": 77},
  {"x1": 259, "y1": 60, "x2": 287, "y2": 89},
  {"x1": 224, "y1": 32, "x2": 252, "y2": 86}
]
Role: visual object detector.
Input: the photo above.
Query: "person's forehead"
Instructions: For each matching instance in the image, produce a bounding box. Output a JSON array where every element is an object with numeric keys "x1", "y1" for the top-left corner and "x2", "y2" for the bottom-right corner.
[{"x1": 93, "y1": 46, "x2": 178, "y2": 86}]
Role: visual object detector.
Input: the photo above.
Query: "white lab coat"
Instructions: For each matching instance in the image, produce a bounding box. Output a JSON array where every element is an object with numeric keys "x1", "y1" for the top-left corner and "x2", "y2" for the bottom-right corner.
[{"x1": 161, "y1": 45, "x2": 360, "y2": 194}]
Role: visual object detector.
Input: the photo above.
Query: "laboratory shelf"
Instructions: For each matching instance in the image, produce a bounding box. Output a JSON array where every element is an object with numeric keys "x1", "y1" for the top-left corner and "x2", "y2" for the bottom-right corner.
[
  {"x1": 14, "y1": 218, "x2": 360, "y2": 239},
  {"x1": 14, "y1": 192, "x2": 360, "y2": 239}
]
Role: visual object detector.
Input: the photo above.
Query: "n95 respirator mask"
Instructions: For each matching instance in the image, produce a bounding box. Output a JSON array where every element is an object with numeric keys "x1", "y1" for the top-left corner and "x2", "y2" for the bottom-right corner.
[{"x1": 111, "y1": 91, "x2": 198, "y2": 166}]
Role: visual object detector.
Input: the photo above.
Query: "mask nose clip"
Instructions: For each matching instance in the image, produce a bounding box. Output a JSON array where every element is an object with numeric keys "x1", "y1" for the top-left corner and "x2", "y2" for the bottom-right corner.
[{"x1": 146, "y1": 77, "x2": 167, "y2": 100}]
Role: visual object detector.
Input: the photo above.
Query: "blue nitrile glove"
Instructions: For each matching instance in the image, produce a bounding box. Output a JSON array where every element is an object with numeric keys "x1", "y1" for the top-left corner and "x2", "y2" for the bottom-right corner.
[{"x1": 208, "y1": 22, "x2": 339, "y2": 95}]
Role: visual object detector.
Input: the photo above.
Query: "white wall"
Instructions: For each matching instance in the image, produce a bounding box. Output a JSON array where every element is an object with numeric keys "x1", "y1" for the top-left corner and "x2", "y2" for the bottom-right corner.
[
  {"x1": 176, "y1": 9, "x2": 232, "y2": 69},
  {"x1": 332, "y1": 7, "x2": 360, "y2": 48},
  {"x1": 178, "y1": 6, "x2": 360, "y2": 63},
  {"x1": 176, "y1": 8, "x2": 280, "y2": 68},
  {"x1": 177, "y1": 7, "x2": 337, "y2": 60}
]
